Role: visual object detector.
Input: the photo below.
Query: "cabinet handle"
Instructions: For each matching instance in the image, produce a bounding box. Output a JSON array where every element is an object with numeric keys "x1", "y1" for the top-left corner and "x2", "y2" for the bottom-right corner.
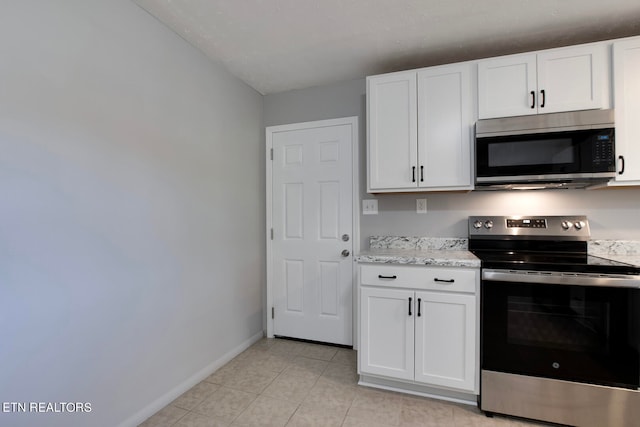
[
  {"x1": 540, "y1": 90, "x2": 545, "y2": 108},
  {"x1": 408, "y1": 297, "x2": 412, "y2": 316},
  {"x1": 619, "y1": 155, "x2": 625, "y2": 175},
  {"x1": 417, "y1": 298, "x2": 422, "y2": 317},
  {"x1": 378, "y1": 275, "x2": 397, "y2": 279},
  {"x1": 412, "y1": 166, "x2": 416, "y2": 183},
  {"x1": 420, "y1": 165, "x2": 424, "y2": 182},
  {"x1": 434, "y1": 278, "x2": 455, "y2": 283},
  {"x1": 530, "y1": 91, "x2": 535, "y2": 109}
]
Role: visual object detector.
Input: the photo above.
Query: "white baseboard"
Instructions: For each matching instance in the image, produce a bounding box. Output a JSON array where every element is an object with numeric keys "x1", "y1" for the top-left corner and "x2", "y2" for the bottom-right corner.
[{"x1": 118, "y1": 330, "x2": 265, "y2": 427}]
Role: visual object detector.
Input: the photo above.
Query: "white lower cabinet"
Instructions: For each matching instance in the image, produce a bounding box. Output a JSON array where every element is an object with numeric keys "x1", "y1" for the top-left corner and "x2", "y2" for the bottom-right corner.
[
  {"x1": 414, "y1": 291, "x2": 476, "y2": 391},
  {"x1": 360, "y1": 287, "x2": 415, "y2": 380},
  {"x1": 359, "y1": 264, "x2": 478, "y2": 395}
]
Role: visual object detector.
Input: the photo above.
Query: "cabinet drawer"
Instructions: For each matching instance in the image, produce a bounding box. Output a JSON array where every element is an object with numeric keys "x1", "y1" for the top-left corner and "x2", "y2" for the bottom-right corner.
[{"x1": 360, "y1": 264, "x2": 477, "y2": 293}]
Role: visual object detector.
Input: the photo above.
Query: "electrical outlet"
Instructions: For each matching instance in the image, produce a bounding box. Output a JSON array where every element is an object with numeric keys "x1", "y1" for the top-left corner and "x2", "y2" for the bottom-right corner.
[
  {"x1": 362, "y1": 199, "x2": 378, "y2": 215},
  {"x1": 416, "y1": 198, "x2": 427, "y2": 214}
]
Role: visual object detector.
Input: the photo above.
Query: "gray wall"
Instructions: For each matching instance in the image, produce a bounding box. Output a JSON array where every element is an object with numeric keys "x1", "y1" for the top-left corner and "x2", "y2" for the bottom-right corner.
[
  {"x1": 0, "y1": 1, "x2": 264, "y2": 426},
  {"x1": 264, "y1": 79, "x2": 640, "y2": 249}
]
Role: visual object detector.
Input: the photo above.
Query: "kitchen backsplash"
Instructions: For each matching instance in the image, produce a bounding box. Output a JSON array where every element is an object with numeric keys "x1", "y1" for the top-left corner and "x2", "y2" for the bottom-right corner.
[
  {"x1": 370, "y1": 236, "x2": 640, "y2": 255},
  {"x1": 369, "y1": 236, "x2": 468, "y2": 250}
]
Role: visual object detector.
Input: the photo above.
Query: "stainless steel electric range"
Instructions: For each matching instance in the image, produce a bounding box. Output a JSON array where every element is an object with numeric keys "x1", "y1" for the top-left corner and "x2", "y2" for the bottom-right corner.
[{"x1": 469, "y1": 215, "x2": 640, "y2": 427}]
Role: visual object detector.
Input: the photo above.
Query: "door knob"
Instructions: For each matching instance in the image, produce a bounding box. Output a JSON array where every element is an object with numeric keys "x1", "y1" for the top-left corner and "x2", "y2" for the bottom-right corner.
[{"x1": 341, "y1": 250, "x2": 350, "y2": 257}]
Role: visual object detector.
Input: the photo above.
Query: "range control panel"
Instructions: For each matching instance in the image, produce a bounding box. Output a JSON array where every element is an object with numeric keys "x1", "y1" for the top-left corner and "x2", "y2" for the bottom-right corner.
[
  {"x1": 469, "y1": 216, "x2": 590, "y2": 240},
  {"x1": 506, "y1": 218, "x2": 547, "y2": 228}
]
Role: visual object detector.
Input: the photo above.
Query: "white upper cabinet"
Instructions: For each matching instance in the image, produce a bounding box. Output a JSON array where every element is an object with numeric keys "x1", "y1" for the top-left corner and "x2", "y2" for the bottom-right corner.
[
  {"x1": 611, "y1": 36, "x2": 640, "y2": 184},
  {"x1": 478, "y1": 54, "x2": 537, "y2": 118},
  {"x1": 478, "y1": 44, "x2": 607, "y2": 119},
  {"x1": 367, "y1": 63, "x2": 475, "y2": 193},
  {"x1": 417, "y1": 64, "x2": 474, "y2": 189},
  {"x1": 367, "y1": 71, "x2": 417, "y2": 190}
]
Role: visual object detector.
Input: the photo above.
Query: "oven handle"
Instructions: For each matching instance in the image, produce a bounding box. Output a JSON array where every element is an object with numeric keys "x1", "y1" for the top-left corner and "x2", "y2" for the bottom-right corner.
[{"x1": 482, "y1": 268, "x2": 640, "y2": 289}]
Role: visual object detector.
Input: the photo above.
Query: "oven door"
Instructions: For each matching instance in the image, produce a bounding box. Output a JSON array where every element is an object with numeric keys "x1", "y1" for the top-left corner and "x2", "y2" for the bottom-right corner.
[{"x1": 482, "y1": 269, "x2": 640, "y2": 389}]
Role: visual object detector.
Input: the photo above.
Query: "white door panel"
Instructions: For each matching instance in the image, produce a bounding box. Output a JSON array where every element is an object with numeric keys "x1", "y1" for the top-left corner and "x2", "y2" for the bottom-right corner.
[{"x1": 270, "y1": 120, "x2": 354, "y2": 345}]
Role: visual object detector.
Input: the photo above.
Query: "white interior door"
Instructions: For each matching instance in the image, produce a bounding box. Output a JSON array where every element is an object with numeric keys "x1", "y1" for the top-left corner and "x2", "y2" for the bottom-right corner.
[{"x1": 268, "y1": 118, "x2": 355, "y2": 346}]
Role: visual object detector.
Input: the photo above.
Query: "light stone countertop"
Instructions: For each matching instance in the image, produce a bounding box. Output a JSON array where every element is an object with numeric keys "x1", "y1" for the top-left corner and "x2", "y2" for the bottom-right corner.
[
  {"x1": 356, "y1": 237, "x2": 640, "y2": 269},
  {"x1": 356, "y1": 236, "x2": 479, "y2": 268},
  {"x1": 355, "y1": 248, "x2": 480, "y2": 268},
  {"x1": 589, "y1": 240, "x2": 640, "y2": 268}
]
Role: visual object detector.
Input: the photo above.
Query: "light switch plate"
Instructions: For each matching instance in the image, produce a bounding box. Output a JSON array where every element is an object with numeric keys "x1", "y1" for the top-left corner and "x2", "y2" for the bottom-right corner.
[
  {"x1": 416, "y1": 198, "x2": 427, "y2": 214},
  {"x1": 362, "y1": 199, "x2": 378, "y2": 215}
]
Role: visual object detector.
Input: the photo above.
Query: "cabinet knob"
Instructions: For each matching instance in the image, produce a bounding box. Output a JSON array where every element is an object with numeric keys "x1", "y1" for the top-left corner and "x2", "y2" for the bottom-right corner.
[{"x1": 341, "y1": 250, "x2": 350, "y2": 257}]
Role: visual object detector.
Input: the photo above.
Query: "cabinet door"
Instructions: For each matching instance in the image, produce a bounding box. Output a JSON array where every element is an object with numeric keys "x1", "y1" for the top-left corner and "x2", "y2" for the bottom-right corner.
[
  {"x1": 537, "y1": 44, "x2": 605, "y2": 114},
  {"x1": 417, "y1": 64, "x2": 474, "y2": 190},
  {"x1": 367, "y1": 72, "x2": 418, "y2": 191},
  {"x1": 360, "y1": 287, "x2": 414, "y2": 380},
  {"x1": 478, "y1": 53, "x2": 537, "y2": 119},
  {"x1": 613, "y1": 37, "x2": 640, "y2": 183},
  {"x1": 414, "y1": 291, "x2": 476, "y2": 392}
]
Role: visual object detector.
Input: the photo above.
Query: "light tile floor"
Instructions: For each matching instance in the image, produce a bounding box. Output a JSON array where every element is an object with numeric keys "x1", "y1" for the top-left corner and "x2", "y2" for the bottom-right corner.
[{"x1": 140, "y1": 338, "x2": 550, "y2": 427}]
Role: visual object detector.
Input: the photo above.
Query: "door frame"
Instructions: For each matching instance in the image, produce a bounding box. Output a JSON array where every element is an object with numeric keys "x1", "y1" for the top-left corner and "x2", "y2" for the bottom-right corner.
[{"x1": 265, "y1": 116, "x2": 360, "y2": 345}]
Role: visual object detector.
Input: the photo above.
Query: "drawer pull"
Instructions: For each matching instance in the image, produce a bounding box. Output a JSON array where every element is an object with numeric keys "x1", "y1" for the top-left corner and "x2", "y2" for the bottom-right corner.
[
  {"x1": 378, "y1": 275, "x2": 397, "y2": 280},
  {"x1": 434, "y1": 278, "x2": 455, "y2": 283}
]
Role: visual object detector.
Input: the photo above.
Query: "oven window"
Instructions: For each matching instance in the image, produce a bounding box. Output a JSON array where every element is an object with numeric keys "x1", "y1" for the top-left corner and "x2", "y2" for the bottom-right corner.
[
  {"x1": 507, "y1": 290, "x2": 609, "y2": 353},
  {"x1": 488, "y1": 138, "x2": 574, "y2": 167}
]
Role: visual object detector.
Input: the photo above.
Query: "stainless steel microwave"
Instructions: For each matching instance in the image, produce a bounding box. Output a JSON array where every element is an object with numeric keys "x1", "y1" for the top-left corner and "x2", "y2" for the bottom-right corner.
[{"x1": 475, "y1": 110, "x2": 616, "y2": 190}]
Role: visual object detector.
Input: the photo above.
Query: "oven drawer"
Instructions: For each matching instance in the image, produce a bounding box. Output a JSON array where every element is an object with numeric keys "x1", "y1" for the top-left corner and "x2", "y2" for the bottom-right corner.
[{"x1": 360, "y1": 264, "x2": 477, "y2": 293}]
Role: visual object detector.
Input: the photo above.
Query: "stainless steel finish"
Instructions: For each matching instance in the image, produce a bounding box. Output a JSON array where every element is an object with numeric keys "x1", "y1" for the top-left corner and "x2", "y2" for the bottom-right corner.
[
  {"x1": 341, "y1": 249, "x2": 350, "y2": 257},
  {"x1": 476, "y1": 109, "x2": 614, "y2": 138},
  {"x1": 473, "y1": 179, "x2": 613, "y2": 190},
  {"x1": 475, "y1": 172, "x2": 616, "y2": 183},
  {"x1": 342, "y1": 234, "x2": 350, "y2": 242},
  {"x1": 483, "y1": 268, "x2": 640, "y2": 289},
  {"x1": 468, "y1": 215, "x2": 590, "y2": 240},
  {"x1": 481, "y1": 370, "x2": 640, "y2": 427},
  {"x1": 475, "y1": 171, "x2": 616, "y2": 191}
]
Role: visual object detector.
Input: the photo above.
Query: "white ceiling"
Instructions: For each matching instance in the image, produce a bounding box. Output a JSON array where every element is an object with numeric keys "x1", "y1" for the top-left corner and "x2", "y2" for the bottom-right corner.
[{"x1": 133, "y1": 0, "x2": 640, "y2": 95}]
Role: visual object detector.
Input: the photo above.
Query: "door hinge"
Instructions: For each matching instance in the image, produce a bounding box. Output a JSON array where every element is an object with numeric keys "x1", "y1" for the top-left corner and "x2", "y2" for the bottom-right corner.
[
  {"x1": 270, "y1": 148, "x2": 273, "y2": 160},
  {"x1": 270, "y1": 228, "x2": 274, "y2": 240},
  {"x1": 271, "y1": 307, "x2": 274, "y2": 319}
]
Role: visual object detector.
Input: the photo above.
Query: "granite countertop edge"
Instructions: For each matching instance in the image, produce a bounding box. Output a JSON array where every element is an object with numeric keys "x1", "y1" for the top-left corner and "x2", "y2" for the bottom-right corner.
[
  {"x1": 354, "y1": 249, "x2": 481, "y2": 268},
  {"x1": 356, "y1": 237, "x2": 640, "y2": 269}
]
